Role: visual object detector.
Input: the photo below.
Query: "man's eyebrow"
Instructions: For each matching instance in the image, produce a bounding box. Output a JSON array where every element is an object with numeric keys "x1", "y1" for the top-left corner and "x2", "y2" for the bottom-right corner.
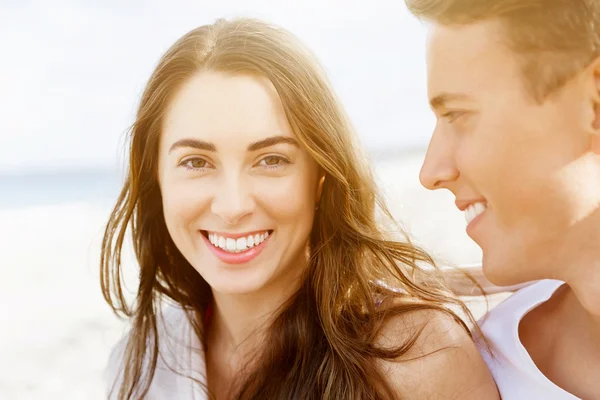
[
  {"x1": 247, "y1": 135, "x2": 299, "y2": 151},
  {"x1": 169, "y1": 138, "x2": 216, "y2": 153},
  {"x1": 429, "y1": 93, "x2": 471, "y2": 110}
]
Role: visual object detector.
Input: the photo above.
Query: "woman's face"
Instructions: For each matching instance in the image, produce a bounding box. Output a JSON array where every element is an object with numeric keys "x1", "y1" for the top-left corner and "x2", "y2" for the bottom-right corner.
[{"x1": 158, "y1": 71, "x2": 321, "y2": 296}]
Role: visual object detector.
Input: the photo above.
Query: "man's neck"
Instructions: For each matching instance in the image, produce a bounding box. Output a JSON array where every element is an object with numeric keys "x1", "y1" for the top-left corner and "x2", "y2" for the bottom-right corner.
[
  {"x1": 562, "y1": 257, "x2": 600, "y2": 337},
  {"x1": 519, "y1": 230, "x2": 600, "y2": 399},
  {"x1": 558, "y1": 207, "x2": 600, "y2": 326}
]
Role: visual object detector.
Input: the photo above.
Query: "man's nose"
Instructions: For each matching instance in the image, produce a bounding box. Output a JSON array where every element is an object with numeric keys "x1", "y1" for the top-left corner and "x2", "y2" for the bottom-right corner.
[{"x1": 419, "y1": 130, "x2": 460, "y2": 191}]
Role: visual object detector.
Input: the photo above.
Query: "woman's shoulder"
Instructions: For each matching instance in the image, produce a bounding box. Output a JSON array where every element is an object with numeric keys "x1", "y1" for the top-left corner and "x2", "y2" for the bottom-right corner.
[
  {"x1": 106, "y1": 304, "x2": 193, "y2": 361},
  {"x1": 375, "y1": 301, "x2": 500, "y2": 399},
  {"x1": 104, "y1": 304, "x2": 201, "y2": 398},
  {"x1": 376, "y1": 303, "x2": 472, "y2": 358}
]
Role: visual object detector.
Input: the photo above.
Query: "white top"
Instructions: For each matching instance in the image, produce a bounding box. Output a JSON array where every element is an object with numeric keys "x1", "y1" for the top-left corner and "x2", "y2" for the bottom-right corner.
[
  {"x1": 105, "y1": 305, "x2": 208, "y2": 399},
  {"x1": 107, "y1": 282, "x2": 582, "y2": 399},
  {"x1": 478, "y1": 279, "x2": 580, "y2": 400}
]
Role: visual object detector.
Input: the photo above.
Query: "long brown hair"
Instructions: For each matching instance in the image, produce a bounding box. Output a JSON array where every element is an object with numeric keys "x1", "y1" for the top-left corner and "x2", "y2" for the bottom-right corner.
[{"x1": 101, "y1": 17, "x2": 477, "y2": 399}]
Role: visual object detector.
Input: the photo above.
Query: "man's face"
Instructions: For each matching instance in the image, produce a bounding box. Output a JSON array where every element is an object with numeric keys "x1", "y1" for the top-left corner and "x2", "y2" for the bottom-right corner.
[{"x1": 421, "y1": 20, "x2": 600, "y2": 286}]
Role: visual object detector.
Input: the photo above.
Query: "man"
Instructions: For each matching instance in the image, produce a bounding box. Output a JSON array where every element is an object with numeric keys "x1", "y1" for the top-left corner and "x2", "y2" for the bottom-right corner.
[{"x1": 404, "y1": 0, "x2": 600, "y2": 398}]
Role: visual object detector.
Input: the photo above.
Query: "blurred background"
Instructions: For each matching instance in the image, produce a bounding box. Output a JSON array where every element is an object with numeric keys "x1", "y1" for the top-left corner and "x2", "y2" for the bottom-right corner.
[{"x1": 0, "y1": 0, "x2": 483, "y2": 398}]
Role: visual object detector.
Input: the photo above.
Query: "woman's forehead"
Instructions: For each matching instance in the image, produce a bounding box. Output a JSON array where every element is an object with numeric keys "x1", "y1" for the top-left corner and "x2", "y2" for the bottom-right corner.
[{"x1": 161, "y1": 71, "x2": 295, "y2": 150}]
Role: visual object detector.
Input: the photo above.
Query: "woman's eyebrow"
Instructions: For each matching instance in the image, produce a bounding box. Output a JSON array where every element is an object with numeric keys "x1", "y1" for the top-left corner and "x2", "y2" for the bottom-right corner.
[
  {"x1": 169, "y1": 138, "x2": 216, "y2": 153},
  {"x1": 247, "y1": 135, "x2": 299, "y2": 151},
  {"x1": 168, "y1": 135, "x2": 298, "y2": 154}
]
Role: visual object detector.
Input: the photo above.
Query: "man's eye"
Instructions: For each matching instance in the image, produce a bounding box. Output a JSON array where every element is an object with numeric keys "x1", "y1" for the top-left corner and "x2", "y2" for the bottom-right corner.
[{"x1": 442, "y1": 111, "x2": 464, "y2": 123}]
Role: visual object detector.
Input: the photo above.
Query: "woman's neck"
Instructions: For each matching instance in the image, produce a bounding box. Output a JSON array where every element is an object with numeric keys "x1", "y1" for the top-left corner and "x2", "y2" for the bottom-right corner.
[{"x1": 207, "y1": 265, "x2": 305, "y2": 361}]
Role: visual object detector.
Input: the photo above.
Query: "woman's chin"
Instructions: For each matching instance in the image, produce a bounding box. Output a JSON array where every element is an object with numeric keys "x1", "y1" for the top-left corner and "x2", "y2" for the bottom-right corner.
[{"x1": 205, "y1": 273, "x2": 269, "y2": 297}]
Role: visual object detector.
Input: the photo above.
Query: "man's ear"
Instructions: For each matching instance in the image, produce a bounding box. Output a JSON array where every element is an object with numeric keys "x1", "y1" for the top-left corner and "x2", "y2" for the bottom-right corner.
[
  {"x1": 591, "y1": 126, "x2": 600, "y2": 154},
  {"x1": 316, "y1": 174, "x2": 326, "y2": 203},
  {"x1": 587, "y1": 57, "x2": 600, "y2": 153}
]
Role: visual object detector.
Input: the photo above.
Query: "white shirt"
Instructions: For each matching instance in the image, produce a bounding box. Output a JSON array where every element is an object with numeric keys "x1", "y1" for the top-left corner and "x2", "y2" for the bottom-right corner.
[
  {"x1": 108, "y1": 283, "x2": 583, "y2": 400},
  {"x1": 105, "y1": 305, "x2": 208, "y2": 399},
  {"x1": 478, "y1": 279, "x2": 580, "y2": 400}
]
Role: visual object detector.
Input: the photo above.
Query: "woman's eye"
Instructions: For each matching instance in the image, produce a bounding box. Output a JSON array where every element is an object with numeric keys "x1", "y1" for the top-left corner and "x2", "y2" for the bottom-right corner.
[
  {"x1": 259, "y1": 156, "x2": 288, "y2": 168},
  {"x1": 181, "y1": 158, "x2": 210, "y2": 170},
  {"x1": 264, "y1": 156, "x2": 281, "y2": 166}
]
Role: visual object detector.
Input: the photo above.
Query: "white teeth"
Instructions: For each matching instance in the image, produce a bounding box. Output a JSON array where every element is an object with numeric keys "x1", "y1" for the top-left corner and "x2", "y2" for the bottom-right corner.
[
  {"x1": 236, "y1": 237, "x2": 247, "y2": 251},
  {"x1": 465, "y1": 202, "x2": 487, "y2": 224},
  {"x1": 474, "y1": 202, "x2": 486, "y2": 215},
  {"x1": 226, "y1": 238, "x2": 236, "y2": 251},
  {"x1": 206, "y1": 231, "x2": 271, "y2": 253}
]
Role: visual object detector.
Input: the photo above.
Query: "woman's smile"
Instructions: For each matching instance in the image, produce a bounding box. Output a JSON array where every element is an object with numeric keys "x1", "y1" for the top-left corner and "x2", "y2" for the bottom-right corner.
[{"x1": 201, "y1": 229, "x2": 273, "y2": 265}]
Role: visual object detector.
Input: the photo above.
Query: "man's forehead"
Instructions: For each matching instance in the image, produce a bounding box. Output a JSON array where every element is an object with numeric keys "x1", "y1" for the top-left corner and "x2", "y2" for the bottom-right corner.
[
  {"x1": 426, "y1": 22, "x2": 517, "y2": 101},
  {"x1": 426, "y1": 22, "x2": 501, "y2": 68}
]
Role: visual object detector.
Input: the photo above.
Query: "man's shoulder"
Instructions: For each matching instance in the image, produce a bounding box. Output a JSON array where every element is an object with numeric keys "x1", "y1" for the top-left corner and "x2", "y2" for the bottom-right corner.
[{"x1": 475, "y1": 280, "x2": 581, "y2": 399}]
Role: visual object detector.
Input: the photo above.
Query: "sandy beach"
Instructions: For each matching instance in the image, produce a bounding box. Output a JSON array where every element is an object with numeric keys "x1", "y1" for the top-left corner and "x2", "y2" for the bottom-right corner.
[{"x1": 0, "y1": 151, "x2": 506, "y2": 399}]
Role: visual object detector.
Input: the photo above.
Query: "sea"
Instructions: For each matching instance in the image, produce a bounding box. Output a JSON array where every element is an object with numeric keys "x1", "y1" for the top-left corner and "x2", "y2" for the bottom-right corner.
[{"x1": 0, "y1": 150, "x2": 485, "y2": 399}]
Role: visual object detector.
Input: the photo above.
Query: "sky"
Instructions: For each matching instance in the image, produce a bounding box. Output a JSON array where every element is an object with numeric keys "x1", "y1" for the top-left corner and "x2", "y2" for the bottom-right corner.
[{"x1": 0, "y1": 0, "x2": 434, "y2": 174}]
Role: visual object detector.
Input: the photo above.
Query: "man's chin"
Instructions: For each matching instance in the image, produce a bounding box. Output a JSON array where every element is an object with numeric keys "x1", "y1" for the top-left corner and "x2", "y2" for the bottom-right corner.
[{"x1": 481, "y1": 254, "x2": 528, "y2": 288}]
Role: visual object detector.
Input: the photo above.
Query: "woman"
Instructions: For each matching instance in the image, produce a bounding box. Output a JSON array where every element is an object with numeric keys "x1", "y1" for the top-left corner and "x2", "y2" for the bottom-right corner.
[{"x1": 101, "y1": 18, "x2": 499, "y2": 399}]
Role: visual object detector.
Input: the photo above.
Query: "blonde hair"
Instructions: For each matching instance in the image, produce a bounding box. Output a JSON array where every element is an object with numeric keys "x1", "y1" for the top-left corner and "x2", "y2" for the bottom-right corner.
[
  {"x1": 405, "y1": 0, "x2": 600, "y2": 101},
  {"x1": 101, "y1": 17, "x2": 475, "y2": 399}
]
